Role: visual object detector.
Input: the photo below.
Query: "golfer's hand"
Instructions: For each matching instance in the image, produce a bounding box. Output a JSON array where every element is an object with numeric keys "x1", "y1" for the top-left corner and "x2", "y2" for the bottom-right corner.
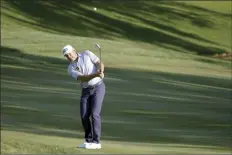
[
  {"x1": 98, "y1": 68, "x2": 104, "y2": 73},
  {"x1": 100, "y1": 72, "x2": 104, "y2": 79},
  {"x1": 96, "y1": 72, "x2": 104, "y2": 79}
]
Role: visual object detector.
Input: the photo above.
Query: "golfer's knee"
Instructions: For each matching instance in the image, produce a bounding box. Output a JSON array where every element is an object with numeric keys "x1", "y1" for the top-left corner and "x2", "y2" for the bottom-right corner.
[{"x1": 92, "y1": 112, "x2": 100, "y2": 121}]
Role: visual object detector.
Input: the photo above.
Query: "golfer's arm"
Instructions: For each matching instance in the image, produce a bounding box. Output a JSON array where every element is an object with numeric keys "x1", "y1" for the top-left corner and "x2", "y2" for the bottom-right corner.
[
  {"x1": 96, "y1": 61, "x2": 104, "y2": 73},
  {"x1": 77, "y1": 73, "x2": 99, "y2": 82}
]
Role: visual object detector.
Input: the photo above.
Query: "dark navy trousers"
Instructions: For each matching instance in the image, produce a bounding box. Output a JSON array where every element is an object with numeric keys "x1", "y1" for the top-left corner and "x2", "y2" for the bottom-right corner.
[{"x1": 80, "y1": 81, "x2": 105, "y2": 143}]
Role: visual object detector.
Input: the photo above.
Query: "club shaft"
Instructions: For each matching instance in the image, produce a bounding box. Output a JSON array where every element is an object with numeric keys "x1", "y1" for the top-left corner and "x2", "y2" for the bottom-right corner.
[
  {"x1": 95, "y1": 44, "x2": 101, "y2": 71},
  {"x1": 100, "y1": 48, "x2": 101, "y2": 64}
]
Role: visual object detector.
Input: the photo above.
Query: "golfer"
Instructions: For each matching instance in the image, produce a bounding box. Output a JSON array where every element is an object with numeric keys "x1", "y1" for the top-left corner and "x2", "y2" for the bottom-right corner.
[{"x1": 61, "y1": 45, "x2": 105, "y2": 149}]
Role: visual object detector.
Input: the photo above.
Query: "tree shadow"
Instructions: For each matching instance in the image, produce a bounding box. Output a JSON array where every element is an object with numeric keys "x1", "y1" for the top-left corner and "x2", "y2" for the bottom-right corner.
[
  {"x1": 2, "y1": 0, "x2": 229, "y2": 55},
  {"x1": 102, "y1": 4, "x2": 219, "y2": 45},
  {"x1": 1, "y1": 46, "x2": 232, "y2": 150},
  {"x1": 137, "y1": 1, "x2": 217, "y2": 28},
  {"x1": 171, "y1": 1, "x2": 232, "y2": 18}
]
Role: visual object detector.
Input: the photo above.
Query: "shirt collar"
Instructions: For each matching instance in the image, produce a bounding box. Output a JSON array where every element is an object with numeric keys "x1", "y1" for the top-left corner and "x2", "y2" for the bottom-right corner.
[{"x1": 74, "y1": 53, "x2": 81, "y2": 62}]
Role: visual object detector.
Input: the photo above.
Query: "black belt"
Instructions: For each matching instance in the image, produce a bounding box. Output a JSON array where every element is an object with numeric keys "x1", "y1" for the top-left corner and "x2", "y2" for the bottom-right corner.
[{"x1": 84, "y1": 80, "x2": 103, "y2": 89}]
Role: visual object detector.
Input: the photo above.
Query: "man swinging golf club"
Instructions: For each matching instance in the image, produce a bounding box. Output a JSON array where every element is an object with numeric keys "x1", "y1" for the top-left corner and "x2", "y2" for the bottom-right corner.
[{"x1": 61, "y1": 44, "x2": 105, "y2": 149}]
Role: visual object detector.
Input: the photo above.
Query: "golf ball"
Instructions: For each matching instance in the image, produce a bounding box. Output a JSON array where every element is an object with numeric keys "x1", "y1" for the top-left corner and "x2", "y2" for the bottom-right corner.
[{"x1": 94, "y1": 7, "x2": 97, "y2": 11}]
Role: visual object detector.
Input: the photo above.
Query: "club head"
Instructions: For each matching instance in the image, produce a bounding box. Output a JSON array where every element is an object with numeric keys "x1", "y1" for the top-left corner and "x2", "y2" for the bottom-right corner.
[{"x1": 95, "y1": 44, "x2": 101, "y2": 49}]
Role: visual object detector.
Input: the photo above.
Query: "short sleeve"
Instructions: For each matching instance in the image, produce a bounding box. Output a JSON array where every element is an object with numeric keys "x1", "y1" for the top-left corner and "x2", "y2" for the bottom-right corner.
[
  {"x1": 86, "y1": 50, "x2": 100, "y2": 63},
  {"x1": 68, "y1": 65, "x2": 83, "y2": 80}
]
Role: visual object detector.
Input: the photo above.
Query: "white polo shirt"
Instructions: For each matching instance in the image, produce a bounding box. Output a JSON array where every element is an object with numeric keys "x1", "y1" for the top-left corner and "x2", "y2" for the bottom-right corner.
[{"x1": 67, "y1": 50, "x2": 102, "y2": 88}]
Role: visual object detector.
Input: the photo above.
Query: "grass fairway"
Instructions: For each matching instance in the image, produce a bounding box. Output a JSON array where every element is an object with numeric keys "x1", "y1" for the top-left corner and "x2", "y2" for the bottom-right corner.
[{"x1": 1, "y1": 0, "x2": 232, "y2": 154}]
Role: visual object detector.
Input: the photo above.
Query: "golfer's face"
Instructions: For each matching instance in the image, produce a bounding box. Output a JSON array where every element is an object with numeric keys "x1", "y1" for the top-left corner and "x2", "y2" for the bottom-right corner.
[{"x1": 65, "y1": 51, "x2": 76, "y2": 62}]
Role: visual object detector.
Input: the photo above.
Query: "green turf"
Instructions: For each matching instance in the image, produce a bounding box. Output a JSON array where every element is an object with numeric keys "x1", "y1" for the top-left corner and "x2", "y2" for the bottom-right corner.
[{"x1": 1, "y1": 0, "x2": 232, "y2": 154}]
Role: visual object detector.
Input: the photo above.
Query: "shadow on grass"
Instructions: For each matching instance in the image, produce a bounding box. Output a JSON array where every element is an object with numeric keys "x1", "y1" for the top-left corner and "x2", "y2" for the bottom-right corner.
[
  {"x1": 102, "y1": 4, "x2": 218, "y2": 45},
  {"x1": 2, "y1": 0, "x2": 229, "y2": 55},
  {"x1": 172, "y1": 2, "x2": 232, "y2": 18},
  {"x1": 1, "y1": 46, "x2": 232, "y2": 149}
]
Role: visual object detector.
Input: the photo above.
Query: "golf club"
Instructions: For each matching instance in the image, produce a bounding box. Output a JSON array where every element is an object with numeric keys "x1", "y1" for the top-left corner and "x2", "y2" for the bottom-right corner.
[
  {"x1": 95, "y1": 44, "x2": 101, "y2": 63},
  {"x1": 95, "y1": 44, "x2": 102, "y2": 72}
]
